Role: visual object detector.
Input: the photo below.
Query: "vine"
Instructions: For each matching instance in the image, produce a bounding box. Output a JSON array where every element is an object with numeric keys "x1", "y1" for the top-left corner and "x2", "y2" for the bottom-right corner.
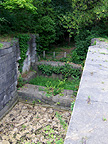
[
  {"x1": 38, "y1": 64, "x2": 82, "y2": 78},
  {"x1": 17, "y1": 34, "x2": 30, "y2": 73}
]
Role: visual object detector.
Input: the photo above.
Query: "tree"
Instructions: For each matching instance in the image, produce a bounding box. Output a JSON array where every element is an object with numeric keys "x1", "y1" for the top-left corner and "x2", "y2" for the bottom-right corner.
[
  {"x1": 1, "y1": 0, "x2": 37, "y2": 13},
  {"x1": 59, "y1": 0, "x2": 108, "y2": 41}
]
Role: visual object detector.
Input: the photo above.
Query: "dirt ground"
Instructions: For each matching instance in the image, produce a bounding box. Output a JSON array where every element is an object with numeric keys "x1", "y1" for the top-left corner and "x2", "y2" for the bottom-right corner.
[{"x1": 0, "y1": 102, "x2": 71, "y2": 144}]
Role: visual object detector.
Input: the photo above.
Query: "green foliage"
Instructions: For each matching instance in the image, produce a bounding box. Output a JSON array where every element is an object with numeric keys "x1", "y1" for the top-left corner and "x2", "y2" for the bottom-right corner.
[
  {"x1": 36, "y1": 15, "x2": 56, "y2": 53},
  {"x1": 2, "y1": 0, "x2": 37, "y2": 13},
  {"x1": 17, "y1": 74, "x2": 27, "y2": 88},
  {"x1": 0, "y1": 43, "x2": 3, "y2": 48},
  {"x1": 38, "y1": 64, "x2": 82, "y2": 78},
  {"x1": 45, "y1": 79, "x2": 65, "y2": 96},
  {"x1": 56, "y1": 112, "x2": 68, "y2": 129},
  {"x1": 71, "y1": 25, "x2": 108, "y2": 64},
  {"x1": 43, "y1": 125, "x2": 64, "y2": 144},
  {"x1": 71, "y1": 101, "x2": 75, "y2": 111},
  {"x1": 17, "y1": 34, "x2": 30, "y2": 73},
  {"x1": 1, "y1": 0, "x2": 108, "y2": 55},
  {"x1": 91, "y1": 40, "x2": 96, "y2": 46},
  {"x1": 58, "y1": 0, "x2": 108, "y2": 39},
  {"x1": 29, "y1": 75, "x2": 80, "y2": 92}
]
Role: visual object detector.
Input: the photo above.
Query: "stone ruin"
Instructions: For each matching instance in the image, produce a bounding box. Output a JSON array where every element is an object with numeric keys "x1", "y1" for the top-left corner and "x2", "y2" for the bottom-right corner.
[{"x1": 0, "y1": 34, "x2": 37, "y2": 119}]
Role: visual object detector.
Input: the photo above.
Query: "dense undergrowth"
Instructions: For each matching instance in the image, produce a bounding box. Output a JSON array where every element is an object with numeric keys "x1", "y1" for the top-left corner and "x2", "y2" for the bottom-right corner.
[
  {"x1": 1, "y1": 0, "x2": 108, "y2": 66},
  {"x1": 29, "y1": 75, "x2": 80, "y2": 93},
  {"x1": 38, "y1": 64, "x2": 82, "y2": 78}
]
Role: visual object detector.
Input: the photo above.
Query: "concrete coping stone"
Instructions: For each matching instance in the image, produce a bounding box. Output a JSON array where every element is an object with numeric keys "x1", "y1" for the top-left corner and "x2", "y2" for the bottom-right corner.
[
  {"x1": 64, "y1": 39, "x2": 108, "y2": 144},
  {"x1": 18, "y1": 84, "x2": 75, "y2": 110}
]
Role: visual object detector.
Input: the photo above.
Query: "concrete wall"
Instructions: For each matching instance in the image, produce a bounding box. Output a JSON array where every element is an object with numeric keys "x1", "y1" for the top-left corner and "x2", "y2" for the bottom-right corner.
[
  {"x1": 0, "y1": 34, "x2": 37, "y2": 119},
  {"x1": 0, "y1": 41, "x2": 18, "y2": 119},
  {"x1": 22, "y1": 34, "x2": 37, "y2": 74},
  {"x1": 64, "y1": 38, "x2": 108, "y2": 144}
]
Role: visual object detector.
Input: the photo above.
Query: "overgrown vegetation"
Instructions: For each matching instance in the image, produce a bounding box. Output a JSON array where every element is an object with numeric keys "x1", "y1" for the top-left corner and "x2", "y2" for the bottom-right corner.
[
  {"x1": 17, "y1": 34, "x2": 30, "y2": 72},
  {"x1": 0, "y1": 0, "x2": 108, "y2": 64},
  {"x1": 29, "y1": 75, "x2": 80, "y2": 93},
  {"x1": 0, "y1": 43, "x2": 3, "y2": 48},
  {"x1": 17, "y1": 74, "x2": 27, "y2": 88},
  {"x1": 38, "y1": 64, "x2": 82, "y2": 78}
]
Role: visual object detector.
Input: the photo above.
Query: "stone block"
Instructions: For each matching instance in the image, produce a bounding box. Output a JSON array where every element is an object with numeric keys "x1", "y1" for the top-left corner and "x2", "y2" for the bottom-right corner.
[
  {"x1": 0, "y1": 91, "x2": 5, "y2": 102},
  {"x1": 0, "y1": 100, "x2": 4, "y2": 111},
  {"x1": 6, "y1": 69, "x2": 16, "y2": 82},
  {"x1": 0, "y1": 75, "x2": 6, "y2": 94},
  {"x1": 3, "y1": 94, "x2": 11, "y2": 105},
  {"x1": 0, "y1": 46, "x2": 14, "y2": 57},
  {"x1": 5, "y1": 75, "x2": 16, "y2": 89},
  {"x1": 0, "y1": 55, "x2": 6, "y2": 64},
  {"x1": 0, "y1": 93, "x2": 18, "y2": 120}
]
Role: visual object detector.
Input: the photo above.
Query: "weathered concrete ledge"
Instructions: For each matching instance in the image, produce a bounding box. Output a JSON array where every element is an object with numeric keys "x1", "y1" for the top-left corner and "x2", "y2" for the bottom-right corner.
[
  {"x1": 64, "y1": 39, "x2": 108, "y2": 144},
  {"x1": 35, "y1": 61, "x2": 82, "y2": 69},
  {"x1": 18, "y1": 84, "x2": 75, "y2": 110}
]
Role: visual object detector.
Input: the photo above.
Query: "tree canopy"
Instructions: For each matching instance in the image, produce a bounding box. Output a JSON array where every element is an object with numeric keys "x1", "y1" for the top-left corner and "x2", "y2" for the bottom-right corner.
[
  {"x1": 1, "y1": 0, "x2": 37, "y2": 13},
  {"x1": 0, "y1": 0, "x2": 108, "y2": 52}
]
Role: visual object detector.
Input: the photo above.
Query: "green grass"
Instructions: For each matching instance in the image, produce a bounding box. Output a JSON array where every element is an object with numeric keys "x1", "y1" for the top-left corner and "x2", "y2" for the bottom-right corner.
[
  {"x1": 98, "y1": 37, "x2": 108, "y2": 43},
  {"x1": 29, "y1": 76, "x2": 80, "y2": 92}
]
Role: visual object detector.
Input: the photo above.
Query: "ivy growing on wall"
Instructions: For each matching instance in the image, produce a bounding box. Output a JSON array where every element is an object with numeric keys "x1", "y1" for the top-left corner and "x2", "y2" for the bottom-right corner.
[
  {"x1": 17, "y1": 34, "x2": 30, "y2": 73},
  {"x1": 38, "y1": 64, "x2": 82, "y2": 78}
]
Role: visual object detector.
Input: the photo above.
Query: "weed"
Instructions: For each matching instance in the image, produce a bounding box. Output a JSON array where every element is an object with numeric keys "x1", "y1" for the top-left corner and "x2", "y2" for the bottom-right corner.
[
  {"x1": 100, "y1": 52, "x2": 108, "y2": 55},
  {"x1": 56, "y1": 112, "x2": 68, "y2": 129},
  {"x1": 57, "y1": 102, "x2": 60, "y2": 105},
  {"x1": 17, "y1": 74, "x2": 27, "y2": 88},
  {"x1": 29, "y1": 75, "x2": 80, "y2": 92},
  {"x1": 38, "y1": 63, "x2": 82, "y2": 78},
  {"x1": 103, "y1": 117, "x2": 107, "y2": 121},
  {"x1": 0, "y1": 43, "x2": 3, "y2": 48},
  {"x1": 88, "y1": 96, "x2": 91, "y2": 99},
  {"x1": 36, "y1": 115, "x2": 39, "y2": 119},
  {"x1": 37, "y1": 99, "x2": 41, "y2": 103},
  {"x1": 43, "y1": 125, "x2": 64, "y2": 144},
  {"x1": 45, "y1": 93, "x2": 52, "y2": 98},
  {"x1": 32, "y1": 100, "x2": 36, "y2": 107},
  {"x1": 38, "y1": 87, "x2": 45, "y2": 91},
  {"x1": 22, "y1": 125, "x2": 26, "y2": 129},
  {"x1": 91, "y1": 40, "x2": 96, "y2": 46},
  {"x1": 87, "y1": 96, "x2": 91, "y2": 104},
  {"x1": 17, "y1": 34, "x2": 30, "y2": 73},
  {"x1": 71, "y1": 101, "x2": 75, "y2": 111},
  {"x1": 99, "y1": 38, "x2": 108, "y2": 43}
]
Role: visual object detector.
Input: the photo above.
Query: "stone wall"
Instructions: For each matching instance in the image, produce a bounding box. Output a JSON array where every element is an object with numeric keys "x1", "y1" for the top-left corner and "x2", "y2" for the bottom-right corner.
[
  {"x1": 0, "y1": 41, "x2": 18, "y2": 119},
  {"x1": 22, "y1": 34, "x2": 37, "y2": 74},
  {"x1": 0, "y1": 34, "x2": 37, "y2": 119},
  {"x1": 64, "y1": 38, "x2": 108, "y2": 143},
  {"x1": 33, "y1": 61, "x2": 82, "y2": 80}
]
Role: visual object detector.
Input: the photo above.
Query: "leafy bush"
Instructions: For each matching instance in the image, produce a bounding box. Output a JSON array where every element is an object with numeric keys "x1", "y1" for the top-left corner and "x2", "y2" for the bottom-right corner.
[
  {"x1": 71, "y1": 25, "x2": 108, "y2": 64},
  {"x1": 38, "y1": 64, "x2": 82, "y2": 78},
  {"x1": 29, "y1": 75, "x2": 80, "y2": 92},
  {"x1": 17, "y1": 34, "x2": 30, "y2": 73},
  {"x1": 36, "y1": 15, "x2": 56, "y2": 53}
]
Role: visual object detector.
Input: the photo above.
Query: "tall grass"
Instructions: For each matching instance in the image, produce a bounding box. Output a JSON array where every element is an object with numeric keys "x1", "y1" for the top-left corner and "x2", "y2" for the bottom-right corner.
[{"x1": 29, "y1": 76, "x2": 80, "y2": 92}]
